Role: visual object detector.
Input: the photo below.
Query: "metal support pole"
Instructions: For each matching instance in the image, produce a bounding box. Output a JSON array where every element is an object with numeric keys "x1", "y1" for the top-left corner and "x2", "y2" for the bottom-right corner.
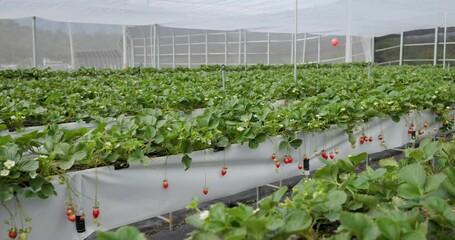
[
  {"x1": 371, "y1": 37, "x2": 375, "y2": 63},
  {"x1": 67, "y1": 22, "x2": 75, "y2": 69},
  {"x1": 205, "y1": 31, "x2": 208, "y2": 65},
  {"x1": 153, "y1": 25, "x2": 157, "y2": 68},
  {"x1": 171, "y1": 29, "x2": 175, "y2": 68},
  {"x1": 293, "y1": 0, "x2": 298, "y2": 82},
  {"x1": 157, "y1": 29, "x2": 160, "y2": 68},
  {"x1": 244, "y1": 31, "x2": 247, "y2": 66},
  {"x1": 302, "y1": 33, "x2": 307, "y2": 63},
  {"x1": 443, "y1": 12, "x2": 447, "y2": 68},
  {"x1": 267, "y1": 32, "x2": 271, "y2": 65},
  {"x1": 188, "y1": 31, "x2": 191, "y2": 68},
  {"x1": 122, "y1": 25, "x2": 128, "y2": 69},
  {"x1": 399, "y1": 32, "x2": 404, "y2": 66},
  {"x1": 150, "y1": 25, "x2": 153, "y2": 67},
  {"x1": 346, "y1": 36, "x2": 355, "y2": 63},
  {"x1": 143, "y1": 38, "x2": 147, "y2": 67},
  {"x1": 434, "y1": 27, "x2": 438, "y2": 66},
  {"x1": 317, "y1": 35, "x2": 321, "y2": 63},
  {"x1": 238, "y1": 29, "x2": 242, "y2": 65},
  {"x1": 32, "y1": 16, "x2": 37, "y2": 68},
  {"x1": 290, "y1": 33, "x2": 294, "y2": 64},
  {"x1": 224, "y1": 32, "x2": 228, "y2": 65}
]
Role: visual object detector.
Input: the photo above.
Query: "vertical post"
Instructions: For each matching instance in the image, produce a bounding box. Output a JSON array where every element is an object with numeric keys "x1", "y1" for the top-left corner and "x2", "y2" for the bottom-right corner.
[
  {"x1": 188, "y1": 31, "x2": 191, "y2": 68},
  {"x1": 290, "y1": 33, "x2": 294, "y2": 64},
  {"x1": 224, "y1": 32, "x2": 228, "y2": 65},
  {"x1": 371, "y1": 37, "x2": 375, "y2": 63},
  {"x1": 205, "y1": 31, "x2": 208, "y2": 65},
  {"x1": 267, "y1": 32, "x2": 271, "y2": 65},
  {"x1": 32, "y1": 16, "x2": 37, "y2": 68},
  {"x1": 443, "y1": 12, "x2": 447, "y2": 68},
  {"x1": 238, "y1": 29, "x2": 242, "y2": 65},
  {"x1": 345, "y1": 35, "x2": 352, "y2": 63},
  {"x1": 153, "y1": 25, "x2": 157, "y2": 68},
  {"x1": 122, "y1": 25, "x2": 128, "y2": 69},
  {"x1": 143, "y1": 38, "x2": 147, "y2": 67},
  {"x1": 171, "y1": 29, "x2": 175, "y2": 68},
  {"x1": 157, "y1": 28, "x2": 160, "y2": 68},
  {"x1": 399, "y1": 31, "x2": 404, "y2": 66},
  {"x1": 294, "y1": 0, "x2": 298, "y2": 82},
  {"x1": 302, "y1": 33, "x2": 307, "y2": 63},
  {"x1": 244, "y1": 30, "x2": 247, "y2": 66},
  {"x1": 68, "y1": 22, "x2": 75, "y2": 69},
  {"x1": 150, "y1": 25, "x2": 153, "y2": 67},
  {"x1": 434, "y1": 27, "x2": 438, "y2": 66},
  {"x1": 317, "y1": 35, "x2": 321, "y2": 63}
]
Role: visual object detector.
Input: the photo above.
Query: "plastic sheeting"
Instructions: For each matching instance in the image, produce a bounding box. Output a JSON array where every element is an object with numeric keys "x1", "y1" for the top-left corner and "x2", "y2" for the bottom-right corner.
[
  {"x1": 0, "y1": 111, "x2": 444, "y2": 240},
  {"x1": 0, "y1": 0, "x2": 455, "y2": 36}
]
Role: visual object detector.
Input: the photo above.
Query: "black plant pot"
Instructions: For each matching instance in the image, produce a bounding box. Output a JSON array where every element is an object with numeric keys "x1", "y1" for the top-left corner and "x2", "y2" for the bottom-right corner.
[{"x1": 75, "y1": 215, "x2": 86, "y2": 233}]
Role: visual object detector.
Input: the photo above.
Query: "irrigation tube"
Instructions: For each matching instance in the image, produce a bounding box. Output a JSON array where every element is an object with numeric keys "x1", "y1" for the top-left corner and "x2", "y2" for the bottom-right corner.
[{"x1": 0, "y1": 111, "x2": 447, "y2": 240}]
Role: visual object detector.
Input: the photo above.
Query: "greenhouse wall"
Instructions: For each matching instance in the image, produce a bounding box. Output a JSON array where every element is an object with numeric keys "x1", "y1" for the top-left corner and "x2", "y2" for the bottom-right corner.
[{"x1": 1, "y1": 17, "x2": 455, "y2": 70}]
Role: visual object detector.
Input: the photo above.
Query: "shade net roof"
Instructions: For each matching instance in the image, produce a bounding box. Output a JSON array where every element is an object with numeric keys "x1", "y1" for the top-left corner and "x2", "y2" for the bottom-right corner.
[{"x1": 0, "y1": 0, "x2": 454, "y2": 36}]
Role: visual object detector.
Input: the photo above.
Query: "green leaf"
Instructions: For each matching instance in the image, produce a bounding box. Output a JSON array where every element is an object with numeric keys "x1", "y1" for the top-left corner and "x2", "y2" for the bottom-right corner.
[
  {"x1": 185, "y1": 214, "x2": 204, "y2": 228},
  {"x1": 354, "y1": 194, "x2": 379, "y2": 209},
  {"x1": 397, "y1": 183, "x2": 423, "y2": 199},
  {"x1": 40, "y1": 182, "x2": 56, "y2": 198},
  {"x1": 442, "y1": 167, "x2": 455, "y2": 197},
  {"x1": 398, "y1": 163, "x2": 426, "y2": 189},
  {"x1": 348, "y1": 152, "x2": 368, "y2": 165},
  {"x1": 289, "y1": 139, "x2": 302, "y2": 148},
  {"x1": 376, "y1": 217, "x2": 401, "y2": 240},
  {"x1": 422, "y1": 139, "x2": 442, "y2": 160},
  {"x1": 422, "y1": 197, "x2": 450, "y2": 213},
  {"x1": 193, "y1": 232, "x2": 219, "y2": 240},
  {"x1": 215, "y1": 136, "x2": 230, "y2": 147},
  {"x1": 409, "y1": 149, "x2": 424, "y2": 161},
  {"x1": 339, "y1": 212, "x2": 379, "y2": 240},
  {"x1": 97, "y1": 226, "x2": 146, "y2": 240},
  {"x1": 182, "y1": 154, "x2": 192, "y2": 171},
  {"x1": 127, "y1": 149, "x2": 150, "y2": 166},
  {"x1": 30, "y1": 177, "x2": 44, "y2": 191},
  {"x1": 0, "y1": 185, "x2": 14, "y2": 201},
  {"x1": 15, "y1": 157, "x2": 39, "y2": 172},
  {"x1": 326, "y1": 190, "x2": 347, "y2": 209},
  {"x1": 423, "y1": 174, "x2": 446, "y2": 194},
  {"x1": 379, "y1": 158, "x2": 398, "y2": 168},
  {"x1": 401, "y1": 230, "x2": 425, "y2": 240},
  {"x1": 278, "y1": 140, "x2": 289, "y2": 151},
  {"x1": 180, "y1": 139, "x2": 193, "y2": 154},
  {"x1": 224, "y1": 228, "x2": 247, "y2": 240},
  {"x1": 391, "y1": 115, "x2": 400, "y2": 122},
  {"x1": 144, "y1": 126, "x2": 156, "y2": 141},
  {"x1": 283, "y1": 209, "x2": 312, "y2": 234}
]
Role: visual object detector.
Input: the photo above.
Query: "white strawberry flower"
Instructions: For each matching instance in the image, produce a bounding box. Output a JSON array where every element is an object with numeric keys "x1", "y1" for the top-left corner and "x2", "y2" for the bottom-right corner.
[
  {"x1": 341, "y1": 108, "x2": 346, "y2": 111},
  {"x1": 316, "y1": 114, "x2": 321, "y2": 119},
  {"x1": 4, "y1": 160, "x2": 15, "y2": 169},
  {"x1": 10, "y1": 116, "x2": 17, "y2": 120},
  {"x1": 199, "y1": 210, "x2": 209, "y2": 220},
  {"x1": 29, "y1": 171, "x2": 38, "y2": 179},
  {"x1": 237, "y1": 126, "x2": 245, "y2": 132},
  {"x1": 253, "y1": 208, "x2": 260, "y2": 214},
  {"x1": 0, "y1": 169, "x2": 10, "y2": 177}
]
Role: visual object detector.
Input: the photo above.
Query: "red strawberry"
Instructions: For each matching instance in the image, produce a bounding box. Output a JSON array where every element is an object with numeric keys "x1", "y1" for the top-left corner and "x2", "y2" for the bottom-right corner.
[
  {"x1": 289, "y1": 156, "x2": 293, "y2": 163},
  {"x1": 221, "y1": 168, "x2": 227, "y2": 176},
  {"x1": 369, "y1": 136, "x2": 373, "y2": 142},
  {"x1": 410, "y1": 123, "x2": 414, "y2": 128},
  {"x1": 271, "y1": 153, "x2": 276, "y2": 160},
  {"x1": 284, "y1": 157, "x2": 290, "y2": 164},
  {"x1": 275, "y1": 161, "x2": 280, "y2": 168},
  {"x1": 360, "y1": 138, "x2": 365, "y2": 144},
  {"x1": 408, "y1": 128, "x2": 414, "y2": 134},
  {"x1": 297, "y1": 164, "x2": 303, "y2": 170},
  {"x1": 93, "y1": 208, "x2": 100, "y2": 219},
  {"x1": 418, "y1": 130, "x2": 424, "y2": 135},
  {"x1": 163, "y1": 180, "x2": 169, "y2": 189},
  {"x1": 68, "y1": 214, "x2": 76, "y2": 222},
  {"x1": 329, "y1": 153, "x2": 334, "y2": 159},
  {"x1": 378, "y1": 135, "x2": 383, "y2": 141},
  {"x1": 8, "y1": 228, "x2": 17, "y2": 239},
  {"x1": 423, "y1": 122, "x2": 429, "y2": 128},
  {"x1": 203, "y1": 187, "x2": 209, "y2": 195}
]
